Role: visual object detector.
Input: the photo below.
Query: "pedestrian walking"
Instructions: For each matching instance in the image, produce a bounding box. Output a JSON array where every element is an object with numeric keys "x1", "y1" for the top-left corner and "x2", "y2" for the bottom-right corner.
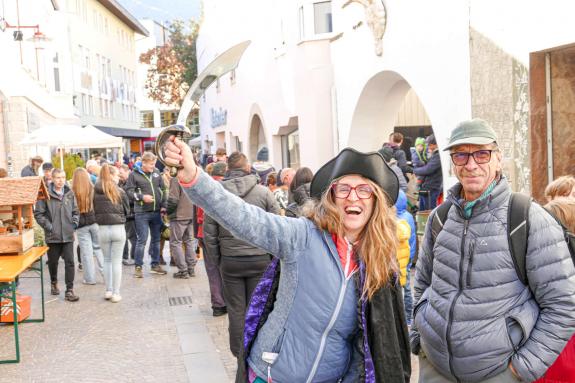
[
  {"x1": 71, "y1": 168, "x2": 104, "y2": 285},
  {"x1": 34, "y1": 168, "x2": 80, "y2": 302},
  {"x1": 118, "y1": 164, "x2": 136, "y2": 265},
  {"x1": 167, "y1": 176, "x2": 197, "y2": 278},
  {"x1": 164, "y1": 138, "x2": 410, "y2": 383},
  {"x1": 93, "y1": 164, "x2": 129, "y2": 302},
  {"x1": 273, "y1": 168, "x2": 294, "y2": 212},
  {"x1": 382, "y1": 132, "x2": 411, "y2": 177},
  {"x1": 125, "y1": 151, "x2": 167, "y2": 278},
  {"x1": 284, "y1": 166, "x2": 313, "y2": 218},
  {"x1": 252, "y1": 146, "x2": 275, "y2": 186},
  {"x1": 395, "y1": 190, "x2": 416, "y2": 326},
  {"x1": 196, "y1": 161, "x2": 227, "y2": 317},
  {"x1": 203, "y1": 152, "x2": 281, "y2": 358},
  {"x1": 21, "y1": 155, "x2": 43, "y2": 177},
  {"x1": 413, "y1": 134, "x2": 443, "y2": 210},
  {"x1": 411, "y1": 119, "x2": 575, "y2": 382},
  {"x1": 41, "y1": 162, "x2": 54, "y2": 186}
]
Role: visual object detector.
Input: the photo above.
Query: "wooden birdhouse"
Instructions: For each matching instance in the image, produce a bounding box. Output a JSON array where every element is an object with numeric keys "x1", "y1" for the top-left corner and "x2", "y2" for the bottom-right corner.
[{"x1": 0, "y1": 177, "x2": 49, "y2": 254}]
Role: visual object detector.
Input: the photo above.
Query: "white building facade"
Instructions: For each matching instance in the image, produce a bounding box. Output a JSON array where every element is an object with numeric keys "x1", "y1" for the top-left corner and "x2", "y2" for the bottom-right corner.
[
  {"x1": 195, "y1": 0, "x2": 575, "y2": 197},
  {"x1": 64, "y1": 0, "x2": 148, "y2": 159},
  {"x1": 0, "y1": 0, "x2": 77, "y2": 176}
]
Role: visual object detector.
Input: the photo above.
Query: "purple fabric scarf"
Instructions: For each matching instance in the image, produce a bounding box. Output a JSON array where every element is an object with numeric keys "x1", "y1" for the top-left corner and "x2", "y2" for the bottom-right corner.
[{"x1": 243, "y1": 258, "x2": 280, "y2": 351}]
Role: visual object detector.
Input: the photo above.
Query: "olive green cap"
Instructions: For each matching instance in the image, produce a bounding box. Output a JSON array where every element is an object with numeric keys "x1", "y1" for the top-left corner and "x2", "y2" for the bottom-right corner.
[{"x1": 443, "y1": 118, "x2": 498, "y2": 151}]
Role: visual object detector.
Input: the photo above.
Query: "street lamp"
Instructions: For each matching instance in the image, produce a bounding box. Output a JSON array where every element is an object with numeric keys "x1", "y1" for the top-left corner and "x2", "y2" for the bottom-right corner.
[
  {"x1": 0, "y1": 16, "x2": 50, "y2": 70},
  {"x1": 27, "y1": 31, "x2": 52, "y2": 83}
]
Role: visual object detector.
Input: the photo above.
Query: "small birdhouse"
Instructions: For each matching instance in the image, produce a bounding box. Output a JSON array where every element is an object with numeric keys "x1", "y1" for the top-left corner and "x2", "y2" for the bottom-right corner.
[{"x1": 0, "y1": 177, "x2": 49, "y2": 254}]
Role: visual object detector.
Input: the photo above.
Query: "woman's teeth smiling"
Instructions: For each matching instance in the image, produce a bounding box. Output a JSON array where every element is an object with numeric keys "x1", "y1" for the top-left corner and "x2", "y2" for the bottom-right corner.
[{"x1": 345, "y1": 206, "x2": 362, "y2": 215}]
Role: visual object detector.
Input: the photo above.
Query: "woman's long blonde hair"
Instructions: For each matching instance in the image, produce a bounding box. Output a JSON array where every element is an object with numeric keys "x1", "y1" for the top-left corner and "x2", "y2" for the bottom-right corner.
[
  {"x1": 100, "y1": 164, "x2": 121, "y2": 205},
  {"x1": 304, "y1": 177, "x2": 398, "y2": 300},
  {"x1": 545, "y1": 198, "x2": 575, "y2": 233},
  {"x1": 72, "y1": 168, "x2": 93, "y2": 214}
]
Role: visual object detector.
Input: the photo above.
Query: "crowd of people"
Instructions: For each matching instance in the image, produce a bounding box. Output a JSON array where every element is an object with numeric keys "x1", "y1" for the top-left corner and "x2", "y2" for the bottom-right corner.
[
  {"x1": 1, "y1": 116, "x2": 574, "y2": 382},
  {"x1": 161, "y1": 118, "x2": 575, "y2": 383}
]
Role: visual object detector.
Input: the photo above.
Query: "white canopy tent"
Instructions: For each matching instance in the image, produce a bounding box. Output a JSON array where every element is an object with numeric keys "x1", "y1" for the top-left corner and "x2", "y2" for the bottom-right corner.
[{"x1": 20, "y1": 124, "x2": 123, "y2": 169}]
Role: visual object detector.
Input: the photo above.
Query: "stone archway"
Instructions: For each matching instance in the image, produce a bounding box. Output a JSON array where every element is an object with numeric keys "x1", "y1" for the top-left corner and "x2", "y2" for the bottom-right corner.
[
  {"x1": 348, "y1": 71, "x2": 418, "y2": 150},
  {"x1": 248, "y1": 114, "x2": 267, "y2": 161}
]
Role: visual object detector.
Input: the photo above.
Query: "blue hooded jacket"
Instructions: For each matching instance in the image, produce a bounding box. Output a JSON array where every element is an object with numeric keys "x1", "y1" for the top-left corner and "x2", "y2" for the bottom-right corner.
[{"x1": 395, "y1": 190, "x2": 416, "y2": 264}]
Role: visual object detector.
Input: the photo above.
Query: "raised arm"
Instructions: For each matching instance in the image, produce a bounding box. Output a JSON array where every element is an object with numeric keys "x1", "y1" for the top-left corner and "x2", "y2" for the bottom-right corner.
[
  {"x1": 182, "y1": 172, "x2": 309, "y2": 261},
  {"x1": 164, "y1": 137, "x2": 310, "y2": 261}
]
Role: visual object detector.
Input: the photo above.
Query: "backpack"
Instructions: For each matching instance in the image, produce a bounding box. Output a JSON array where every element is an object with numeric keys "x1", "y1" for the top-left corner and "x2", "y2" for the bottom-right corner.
[{"x1": 430, "y1": 193, "x2": 575, "y2": 285}]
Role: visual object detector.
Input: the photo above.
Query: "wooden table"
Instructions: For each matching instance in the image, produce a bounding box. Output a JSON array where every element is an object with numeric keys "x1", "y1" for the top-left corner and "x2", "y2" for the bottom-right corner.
[{"x1": 0, "y1": 246, "x2": 48, "y2": 363}]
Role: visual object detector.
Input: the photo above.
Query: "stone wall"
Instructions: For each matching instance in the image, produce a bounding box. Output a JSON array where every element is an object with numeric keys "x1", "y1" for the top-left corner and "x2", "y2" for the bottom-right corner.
[{"x1": 469, "y1": 28, "x2": 531, "y2": 193}]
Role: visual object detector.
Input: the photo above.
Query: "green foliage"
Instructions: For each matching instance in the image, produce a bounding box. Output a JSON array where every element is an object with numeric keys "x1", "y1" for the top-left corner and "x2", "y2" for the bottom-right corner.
[
  {"x1": 139, "y1": 18, "x2": 200, "y2": 107},
  {"x1": 51, "y1": 153, "x2": 85, "y2": 180}
]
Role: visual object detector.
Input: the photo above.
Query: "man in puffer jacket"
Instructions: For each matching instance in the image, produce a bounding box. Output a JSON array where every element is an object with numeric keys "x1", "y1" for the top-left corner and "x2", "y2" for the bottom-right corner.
[
  {"x1": 124, "y1": 151, "x2": 167, "y2": 278},
  {"x1": 204, "y1": 151, "x2": 280, "y2": 357},
  {"x1": 411, "y1": 119, "x2": 575, "y2": 382}
]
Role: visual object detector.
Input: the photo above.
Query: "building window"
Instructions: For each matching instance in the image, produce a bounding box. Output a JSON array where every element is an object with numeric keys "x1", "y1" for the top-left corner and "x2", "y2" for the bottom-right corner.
[
  {"x1": 314, "y1": 1, "x2": 332, "y2": 34},
  {"x1": 140, "y1": 111, "x2": 154, "y2": 128},
  {"x1": 53, "y1": 53, "x2": 60, "y2": 92},
  {"x1": 88, "y1": 95, "x2": 94, "y2": 115},
  {"x1": 298, "y1": 6, "x2": 305, "y2": 40},
  {"x1": 281, "y1": 129, "x2": 300, "y2": 169},
  {"x1": 161, "y1": 110, "x2": 178, "y2": 127}
]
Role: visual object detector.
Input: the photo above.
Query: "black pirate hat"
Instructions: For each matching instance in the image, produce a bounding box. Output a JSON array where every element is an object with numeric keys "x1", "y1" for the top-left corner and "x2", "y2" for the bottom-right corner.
[{"x1": 310, "y1": 148, "x2": 399, "y2": 206}]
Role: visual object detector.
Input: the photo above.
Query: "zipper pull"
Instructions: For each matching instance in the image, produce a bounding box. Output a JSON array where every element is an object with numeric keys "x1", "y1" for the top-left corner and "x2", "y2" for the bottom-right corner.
[
  {"x1": 464, "y1": 220, "x2": 469, "y2": 235},
  {"x1": 267, "y1": 365, "x2": 273, "y2": 383}
]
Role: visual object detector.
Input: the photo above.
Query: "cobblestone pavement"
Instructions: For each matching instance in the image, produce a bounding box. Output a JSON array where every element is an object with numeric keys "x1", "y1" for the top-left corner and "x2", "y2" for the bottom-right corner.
[
  {"x1": 0, "y1": 247, "x2": 418, "y2": 383},
  {"x1": 0, "y1": 247, "x2": 233, "y2": 383}
]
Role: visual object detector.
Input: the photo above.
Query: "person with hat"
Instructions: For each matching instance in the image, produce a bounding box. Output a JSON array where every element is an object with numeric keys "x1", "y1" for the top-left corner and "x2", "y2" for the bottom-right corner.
[
  {"x1": 21, "y1": 155, "x2": 43, "y2": 177},
  {"x1": 411, "y1": 118, "x2": 575, "y2": 382},
  {"x1": 41, "y1": 162, "x2": 54, "y2": 186},
  {"x1": 412, "y1": 134, "x2": 443, "y2": 210},
  {"x1": 252, "y1": 146, "x2": 275, "y2": 186},
  {"x1": 410, "y1": 137, "x2": 428, "y2": 191},
  {"x1": 163, "y1": 137, "x2": 410, "y2": 382}
]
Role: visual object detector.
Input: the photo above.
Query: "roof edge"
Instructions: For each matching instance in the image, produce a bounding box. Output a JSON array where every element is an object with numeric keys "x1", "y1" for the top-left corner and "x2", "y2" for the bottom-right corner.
[{"x1": 97, "y1": 0, "x2": 149, "y2": 36}]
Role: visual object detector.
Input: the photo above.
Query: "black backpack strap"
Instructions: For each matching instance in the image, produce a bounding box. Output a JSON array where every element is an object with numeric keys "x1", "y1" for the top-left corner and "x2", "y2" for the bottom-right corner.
[
  {"x1": 508, "y1": 193, "x2": 531, "y2": 285},
  {"x1": 431, "y1": 201, "x2": 452, "y2": 245}
]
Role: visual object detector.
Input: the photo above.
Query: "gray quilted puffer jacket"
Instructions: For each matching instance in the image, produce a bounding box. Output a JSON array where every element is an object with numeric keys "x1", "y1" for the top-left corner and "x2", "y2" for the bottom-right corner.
[{"x1": 411, "y1": 178, "x2": 575, "y2": 382}]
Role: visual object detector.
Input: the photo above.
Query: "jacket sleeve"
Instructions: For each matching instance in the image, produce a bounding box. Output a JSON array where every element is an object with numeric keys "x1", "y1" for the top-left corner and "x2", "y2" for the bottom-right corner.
[
  {"x1": 120, "y1": 189, "x2": 130, "y2": 218},
  {"x1": 413, "y1": 154, "x2": 441, "y2": 177},
  {"x1": 395, "y1": 150, "x2": 411, "y2": 174},
  {"x1": 34, "y1": 199, "x2": 52, "y2": 232},
  {"x1": 511, "y1": 203, "x2": 575, "y2": 381},
  {"x1": 125, "y1": 172, "x2": 143, "y2": 202},
  {"x1": 410, "y1": 208, "x2": 437, "y2": 354},
  {"x1": 167, "y1": 178, "x2": 179, "y2": 217},
  {"x1": 203, "y1": 214, "x2": 221, "y2": 264},
  {"x1": 159, "y1": 173, "x2": 167, "y2": 209},
  {"x1": 71, "y1": 194, "x2": 79, "y2": 228},
  {"x1": 182, "y1": 171, "x2": 310, "y2": 263},
  {"x1": 265, "y1": 189, "x2": 281, "y2": 215}
]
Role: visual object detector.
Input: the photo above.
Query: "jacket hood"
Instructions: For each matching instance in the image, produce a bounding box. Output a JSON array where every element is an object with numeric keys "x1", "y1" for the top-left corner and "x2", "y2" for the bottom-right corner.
[
  {"x1": 49, "y1": 182, "x2": 71, "y2": 198},
  {"x1": 293, "y1": 183, "x2": 311, "y2": 205},
  {"x1": 395, "y1": 189, "x2": 408, "y2": 214},
  {"x1": 222, "y1": 172, "x2": 258, "y2": 198},
  {"x1": 252, "y1": 162, "x2": 274, "y2": 172}
]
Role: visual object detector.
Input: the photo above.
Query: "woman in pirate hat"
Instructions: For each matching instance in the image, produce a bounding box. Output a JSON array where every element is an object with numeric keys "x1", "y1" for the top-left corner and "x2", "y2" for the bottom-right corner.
[{"x1": 164, "y1": 137, "x2": 410, "y2": 383}]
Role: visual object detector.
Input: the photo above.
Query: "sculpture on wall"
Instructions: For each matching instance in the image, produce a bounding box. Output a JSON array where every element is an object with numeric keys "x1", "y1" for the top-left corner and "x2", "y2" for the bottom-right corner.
[{"x1": 343, "y1": 0, "x2": 387, "y2": 56}]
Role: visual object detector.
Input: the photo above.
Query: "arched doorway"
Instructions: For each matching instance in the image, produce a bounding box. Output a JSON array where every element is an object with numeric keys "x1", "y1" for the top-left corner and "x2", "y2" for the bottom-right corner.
[
  {"x1": 348, "y1": 70, "x2": 441, "y2": 211},
  {"x1": 249, "y1": 114, "x2": 267, "y2": 161}
]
